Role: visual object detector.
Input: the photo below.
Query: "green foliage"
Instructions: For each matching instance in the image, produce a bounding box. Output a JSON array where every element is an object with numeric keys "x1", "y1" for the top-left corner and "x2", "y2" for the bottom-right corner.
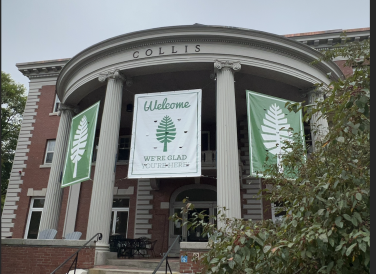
[
  {"x1": 171, "y1": 36, "x2": 370, "y2": 273},
  {"x1": 1, "y1": 71, "x2": 27, "y2": 207}
]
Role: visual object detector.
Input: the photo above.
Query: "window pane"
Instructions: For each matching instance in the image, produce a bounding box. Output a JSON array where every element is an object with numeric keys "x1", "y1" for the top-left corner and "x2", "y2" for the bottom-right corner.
[
  {"x1": 112, "y1": 198, "x2": 129, "y2": 208},
  {"x1": 45, "y1": 152, "x2": 53, "y2": 163},
  {"x1": 173, "y1": 208, "x2": 182, "y2": 236},
  {"x1": 54, "y1": 103, "x2": 60, "y2": 113},
  {"x1": 118, "y1": 149, "x2": 130, "y2": 161},
  {"x1": 27, "y1": 211, "x2": 42, "y2": 239},
  {"x1": 114, "y1": 211, "x2": 128, "y2": 237},
  {"x1": 47, "y1": 140, "x2": 56, "y2": 151},
  {"x1": 33, "y1": 199, "x2": 45, "y2": 208}
]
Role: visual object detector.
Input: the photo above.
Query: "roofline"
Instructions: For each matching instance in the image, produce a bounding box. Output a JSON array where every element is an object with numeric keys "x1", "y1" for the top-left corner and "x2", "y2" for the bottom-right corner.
[{"x1": 284, "y1": 27, "x2": 370, "y2": 38}]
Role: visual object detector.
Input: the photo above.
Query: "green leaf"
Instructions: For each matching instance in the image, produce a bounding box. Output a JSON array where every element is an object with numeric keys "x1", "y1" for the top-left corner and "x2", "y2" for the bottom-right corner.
[
  {"x1": 353, "y1": 212, "x2": 362, "y2": 223},
  {"x1": 345, "y1": 243, "x2": 357, "y2": 256},
  {"x1": 359, "y1": 242, "x2": 367, "y2": 253},
  {"x1": 228, "y1": 260, "x2": 235, "y2": 269},
  {"x1": 343, "y1": 214, "x2": 352, "y2": 221},
  {"x1": 335, "y1": 216, "x2": 343, "y2": 228},
  {"x1": 317, "y1": 209, "x2": 325, "y2": 215},
  {"x1": 326, "y1": 261, "x2": 334, "y2": 273},
  {"x1": 335, "y1": 243, "x2": 343, "y2": 252},
  {"x1": 364, "y1": 251, "x2": 370, "y2": 266},
  {"x1": 210, "y1": 258, "x2": 219, "y2": 264},
  {"x1": 251, "y1": 236, "x2": 264, "y2": 247},
  {"x1": 355, "y1": 193, "x2": 362, "y2": 201},
  {"x1": 319, "y1": 233, "x2": 328, "y2": 243},
  {"x1": 263, "y1": 245, "x2": 271, "y2": 253},
  {"x1": 329, "y1": 238, "x2": 335, "y2": 247},
  {"x1": 292, "y1": 220, "x2": 298, "y2": 227}
]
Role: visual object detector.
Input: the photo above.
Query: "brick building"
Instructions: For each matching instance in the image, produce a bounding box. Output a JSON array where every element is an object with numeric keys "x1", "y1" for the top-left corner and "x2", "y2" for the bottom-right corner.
[{"x1": 1, "y1": 25, "x2": 370, "y2": 272}]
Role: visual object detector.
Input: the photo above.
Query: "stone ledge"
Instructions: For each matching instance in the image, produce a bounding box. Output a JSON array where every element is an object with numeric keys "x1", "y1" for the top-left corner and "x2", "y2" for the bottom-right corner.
[
  {"x1": 180, "y1": 242, "x2": 210, "y2": 251},
  {"x1": 1, "y1": 238, "x2": 97, "y2": 248}
]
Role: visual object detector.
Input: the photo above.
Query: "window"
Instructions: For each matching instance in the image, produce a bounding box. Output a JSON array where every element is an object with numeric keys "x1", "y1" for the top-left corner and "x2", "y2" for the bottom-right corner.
[
  {"x1": 118, "y1": 136, "x2": 131, "y2": 161},
  {"x1": 44, "y1": 140, "x2": 56, "y2": 164},
  {"x1": 53, "y1": 94, "x2": 61, "y2": 113},
  {"x1": 271, "y1": 201, "x2": 287, "y2": 224},
  {"x1": 24, "y1": 198, "x2": 45, "y2": 239},
  {"x1": 110, "y1": 198, "x2": 129, "y2": 237},
  {"x1": 92, "y1": 136, "x2": 131, "y2": 162}
]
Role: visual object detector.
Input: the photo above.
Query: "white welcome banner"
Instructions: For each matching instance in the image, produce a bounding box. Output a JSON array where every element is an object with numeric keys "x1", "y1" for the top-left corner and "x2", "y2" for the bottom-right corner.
[{"x1": 128, "y1": 89, "x2": 202, "y2": 178}]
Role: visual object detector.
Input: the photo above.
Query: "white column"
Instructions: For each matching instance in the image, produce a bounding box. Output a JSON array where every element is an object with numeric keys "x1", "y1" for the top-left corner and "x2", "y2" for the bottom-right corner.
[
  {"x1": 307, "y1": 89, "x2": 329, "y2": 150},
  {"x1": 62, "y1": 182, "x2": 81, "y2": 237},
  {"x1": 86, "y1": 69, "x2": 125, "y2": 245},
  {"x1": 38, "y1": 104, "x2": 76, "y2": 235},
  {"x1": 215, "y1": 60, "x2": 242, "y2": 226}
]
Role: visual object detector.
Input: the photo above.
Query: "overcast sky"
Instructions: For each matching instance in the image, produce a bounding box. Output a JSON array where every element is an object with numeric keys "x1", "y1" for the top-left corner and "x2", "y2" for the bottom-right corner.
[{"x1": 2, "y1": 0, "x2": 369, "y2": 92}]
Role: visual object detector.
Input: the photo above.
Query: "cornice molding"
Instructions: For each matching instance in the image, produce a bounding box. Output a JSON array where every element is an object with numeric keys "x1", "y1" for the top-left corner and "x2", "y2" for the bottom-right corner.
[
  {"x1": 17, "y1": 64, "x2": 67, "y2": 79},
  {"x1": 57, "y1": 37, "x2": 342, "y2": 96}
]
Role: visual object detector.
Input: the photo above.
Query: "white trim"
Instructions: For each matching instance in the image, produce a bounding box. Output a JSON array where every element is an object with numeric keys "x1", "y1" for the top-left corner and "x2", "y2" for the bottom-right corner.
[
  {"x1": 24, "y1": 197, "x2": 45, "y2": 239},
  {"x1": 44, "y1": 139, "x2": 56, "y2": 164},
  {"x1": 111, "y1": 197, "x2": 130, "y2": 238}
]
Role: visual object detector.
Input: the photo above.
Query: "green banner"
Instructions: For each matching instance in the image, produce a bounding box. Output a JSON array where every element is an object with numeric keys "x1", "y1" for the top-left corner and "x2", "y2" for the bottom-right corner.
[
  {"x1": 246, "y1": 91, "x2": 304, "y2": 178},
  {"x1": 61, "y1": 101, "x2": 100, "y2": 188}
]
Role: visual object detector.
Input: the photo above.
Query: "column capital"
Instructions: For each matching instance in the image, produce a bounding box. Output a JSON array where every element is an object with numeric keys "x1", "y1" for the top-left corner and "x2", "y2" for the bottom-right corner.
[
  {"x1": 98, "y1": 69, "x2": 126, "y2": 83},
  {"x1": 306, "y1": 88, "x2": 326, "y2": 104},
  {"x1": 58, "y1": 103, "x2": 79, "y2": 116},
  {"x1": 214, "y1": 60, "x2": 241, "y2": 72}
]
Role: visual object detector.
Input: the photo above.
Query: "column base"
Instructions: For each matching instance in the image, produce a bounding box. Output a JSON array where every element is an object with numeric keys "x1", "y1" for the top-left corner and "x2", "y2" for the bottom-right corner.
[{"x1": 94, "y1": 242, "x2": 110, "y2": 266}]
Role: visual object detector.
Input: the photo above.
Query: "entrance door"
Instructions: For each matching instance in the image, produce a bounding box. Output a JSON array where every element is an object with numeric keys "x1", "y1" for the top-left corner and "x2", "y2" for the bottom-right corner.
[
  {"x1": 168, "y1": 186, "x2": 217, "y2": 256},
  {"x1": 110, "y1": 198, "x2": 130, "y2": 237}
]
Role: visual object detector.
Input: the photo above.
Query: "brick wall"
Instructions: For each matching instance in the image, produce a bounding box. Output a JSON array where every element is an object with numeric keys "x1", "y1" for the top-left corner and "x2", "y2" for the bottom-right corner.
[
  {"x1": 1, "y1": 244, "x2": 95, "y2": 274},
  {"x1": 12, "y1": 85, "x2": 60, "y2": 238},
  {"x1": 179, "y1": 251, "x2": 208, "y2": 274}
]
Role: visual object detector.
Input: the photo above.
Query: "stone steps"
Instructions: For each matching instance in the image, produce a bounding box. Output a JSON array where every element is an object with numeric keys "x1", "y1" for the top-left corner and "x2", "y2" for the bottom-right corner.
[{"x1": 88, "y1": 258, "x2": 180, "y2": 274}]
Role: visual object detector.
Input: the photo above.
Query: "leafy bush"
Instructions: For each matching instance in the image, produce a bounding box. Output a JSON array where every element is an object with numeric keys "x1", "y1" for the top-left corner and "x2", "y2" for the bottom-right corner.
[{"x1": 171, "y1": 36, "x2": 370, "y2": 274}]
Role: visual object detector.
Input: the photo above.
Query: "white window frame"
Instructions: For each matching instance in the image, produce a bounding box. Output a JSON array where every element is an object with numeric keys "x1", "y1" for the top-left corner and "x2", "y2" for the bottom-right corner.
[
  {"x1": 117, "y1": 135, "x2": 131, "y2": 161},
  {"x1": 110, "y1": 197, "x2": 130, "y2": 237},
  {"x1": 271, "y1": 202, "x2": 288, "y2": 224},
  {"x1": 24, "y1": 197, "x2": 45, "y2": 239},
  {"x1": 44, "y1": 139, "x2": 56, "y2": 164},
  {"x1": 53, "y1": 94, "x2": 61, "y2": 113}
]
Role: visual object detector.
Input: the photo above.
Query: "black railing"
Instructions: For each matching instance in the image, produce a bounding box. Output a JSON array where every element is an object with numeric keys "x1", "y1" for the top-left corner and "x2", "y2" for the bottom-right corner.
[
  {"x1": 50, "y1": 233, "x2": 102, "y2": 274},
  {"x1": 152, "y1": 236, "x2": 180, "y2": 274}
]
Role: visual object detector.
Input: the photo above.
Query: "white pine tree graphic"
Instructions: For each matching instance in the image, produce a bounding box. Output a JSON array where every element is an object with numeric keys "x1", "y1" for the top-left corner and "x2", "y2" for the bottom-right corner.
[
  {"x1": 71, "y1": 115, "x2": 88, "y2": 178},
  {"x1": 261, "y1": 103, "x2": 292, "y2": 171}
]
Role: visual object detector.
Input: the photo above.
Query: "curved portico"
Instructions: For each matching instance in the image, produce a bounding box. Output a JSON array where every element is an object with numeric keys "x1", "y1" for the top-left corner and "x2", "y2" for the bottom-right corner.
[{"x1": 38, "y1": 25, "x2": 344, "y2": 256}]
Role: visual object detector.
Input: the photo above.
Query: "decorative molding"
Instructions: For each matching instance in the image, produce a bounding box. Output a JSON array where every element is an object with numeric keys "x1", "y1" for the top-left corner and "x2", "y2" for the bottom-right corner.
[
  {"x1": 1, "y1": 79, "x2": 45, "y2": 238},
  {"x1": 57, "y1": 31, "x2": 346, "y2": 100},
  {"x1": 113, "y1": 186, "x2": 134, "y2": 195},
  {"x1": 58, "y1": 103, "x2": 79, "y2": 115},
  {"x1": 160, "y1": 202, "x2": 169, "y2": 209},
  {"x1": 98, "y1": 69, "x2": 126, "y2": 83},
  {"x1": 27, "y1": 188, "x2": 47, "y2": 197},
  {"x1": 214, "y1": 60, "x2": 241, "y2": 71}
]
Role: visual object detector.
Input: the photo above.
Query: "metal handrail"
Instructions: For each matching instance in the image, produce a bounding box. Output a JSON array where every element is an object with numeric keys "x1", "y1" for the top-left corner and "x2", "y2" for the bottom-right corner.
[
  {"x1": 50, "y1": 233, "x2": 102, "y2": 274},
  {"x1": 152, "y1": 236, "x2": 180, "y2": 274}
]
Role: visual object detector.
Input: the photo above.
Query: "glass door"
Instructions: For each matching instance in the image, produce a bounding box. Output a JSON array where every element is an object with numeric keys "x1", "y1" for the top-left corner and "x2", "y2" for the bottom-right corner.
[
  {"x1": 110, "y1": 198, "x2": 130, "y2": 237},
  {"x1": 187, "y1": 207, "x2": 210, "y2": 242}
]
